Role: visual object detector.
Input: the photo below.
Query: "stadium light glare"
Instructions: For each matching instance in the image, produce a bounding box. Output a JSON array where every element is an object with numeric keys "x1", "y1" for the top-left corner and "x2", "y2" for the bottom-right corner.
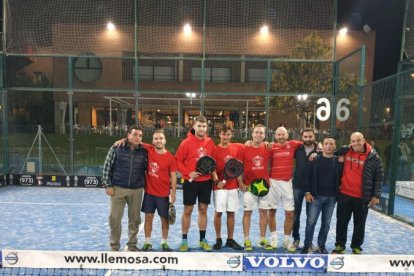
[
  {"x1": 183, "y1": 23, "x2": 192, "y2": 34},
  {"x1": 260, "y1": 25, "x2": 269, "y2": 35},
  {"x1": 107, "y1": 22, "x2": 115, "y2": 31},
  {"x1": 411, "y1": 73, "x2": 414, "y2": 79},
  {"x1": 339, "y1": 27, "x2": 348, "y2": 36}
]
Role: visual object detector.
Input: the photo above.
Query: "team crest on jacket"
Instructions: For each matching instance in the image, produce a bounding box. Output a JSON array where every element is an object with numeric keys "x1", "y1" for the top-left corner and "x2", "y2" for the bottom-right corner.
[
  {"x1": 224, "y1": 155, "x2": 233, "y2": 163},
  {"x1": 197, "y1": 147, "x2": 207, "y2": 157},
  {"x1": 252, "y1": 155, "x2": 263, "y2": 167},
  {"x1": 150, "y1": 162, "x2": 159, "y2": 174}
]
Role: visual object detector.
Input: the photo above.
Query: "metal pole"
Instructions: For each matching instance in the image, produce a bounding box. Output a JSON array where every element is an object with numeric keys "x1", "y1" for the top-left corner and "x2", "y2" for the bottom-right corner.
[
  {"x1": 109, "y1": 97, "x2": 113, "y2": 136},
  {"x1": 200, "y1": 0, "x2": 207, "y2": 115},
  {"x1": 330, "y1": 61, "x2": 339, "y2": 137},
  {"x1": 68, "y1": 57, "x2": 74, "y2": 175},
  {"x1": 38, "y1": 125, "x2": 43, "y2": 175},
  {"x1": 265, "y1": 60, "x2": 271, "y2": 129},
  {"x1": 332, "y1": 0, "x2": 338, "y2": 61},
  {"x1": 357, "y1": 46, "x2": 366, "y2": 130},
  {"x1": 245, "y1": 101, "x2": 249, "y2": 139},
  {"x1": 134, "y1": 0, "x2": 140, "y2": 126},
  {"x1": 399, "y1": 0, "x2": 410, "y2": 61},
  {"x1": 388, "y1": 63, "x2": 404, "y2": 216},
  {"x1": 177, "y1": 99, "x2": 181, "y2": 137}
]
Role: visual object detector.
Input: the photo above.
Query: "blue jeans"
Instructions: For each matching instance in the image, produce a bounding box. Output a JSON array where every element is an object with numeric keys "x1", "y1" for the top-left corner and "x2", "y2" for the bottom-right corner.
[
  {"x1": 292, "y1": 188, "x2": 306, "y2": 241},
  {"x1": 304, "y1": 196, "x2": 336, "y2": 248}
]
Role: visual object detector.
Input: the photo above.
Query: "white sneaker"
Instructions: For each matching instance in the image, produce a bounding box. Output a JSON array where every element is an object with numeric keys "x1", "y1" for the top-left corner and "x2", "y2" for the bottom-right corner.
[
  {"x1": 271, "y1": 237, "x2": 278, "y2": 249},
  {"x1": 283, "y1": 241, "x2": 297, "y2": 252}
]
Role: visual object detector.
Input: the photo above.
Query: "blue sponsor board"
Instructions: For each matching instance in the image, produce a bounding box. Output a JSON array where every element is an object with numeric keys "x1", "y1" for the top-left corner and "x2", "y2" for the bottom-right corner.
[{"x1": 243, "y1": 253, "x2": 327, "y2": 273}]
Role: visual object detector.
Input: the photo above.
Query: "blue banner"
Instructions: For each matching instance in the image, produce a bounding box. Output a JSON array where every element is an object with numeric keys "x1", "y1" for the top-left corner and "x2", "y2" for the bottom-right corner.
[{"x1": 243, "y1": 253, "x2": 328, "y2": 273}]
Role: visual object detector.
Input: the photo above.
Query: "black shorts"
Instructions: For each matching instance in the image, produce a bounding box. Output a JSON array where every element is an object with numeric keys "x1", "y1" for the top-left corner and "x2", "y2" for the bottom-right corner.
[
  {"x1": 183, "y1": 179, "x2": 212, "y2": 205},
  {"x1": 141, "y1": 193, "x2": 169, "y2": 218}
]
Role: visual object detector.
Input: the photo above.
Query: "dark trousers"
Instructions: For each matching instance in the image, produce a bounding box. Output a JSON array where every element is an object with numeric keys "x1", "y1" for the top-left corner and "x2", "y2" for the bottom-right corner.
[
  {"x1": 335, "y1": 193, "x2": 369, "y2": 250},
  {"x1": 292, "y1": 188, "x2": 306, "y2": 241}
]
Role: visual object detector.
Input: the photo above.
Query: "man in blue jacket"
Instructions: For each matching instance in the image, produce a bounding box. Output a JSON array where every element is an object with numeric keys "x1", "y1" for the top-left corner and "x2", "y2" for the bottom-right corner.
[{"x1": 103, "y1": 126, "x2": 148, "y2": 251}]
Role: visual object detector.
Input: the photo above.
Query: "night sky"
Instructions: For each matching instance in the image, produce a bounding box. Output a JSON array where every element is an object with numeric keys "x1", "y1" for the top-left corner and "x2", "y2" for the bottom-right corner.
[{"x1": 337, "y1": 0, "x2": 406, "y2": 80}]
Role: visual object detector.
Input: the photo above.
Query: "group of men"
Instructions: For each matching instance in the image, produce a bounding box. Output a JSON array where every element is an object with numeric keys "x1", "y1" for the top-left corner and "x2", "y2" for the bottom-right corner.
[{"x1": 102, "y1": 115, "x2": 383, "y2": 254}]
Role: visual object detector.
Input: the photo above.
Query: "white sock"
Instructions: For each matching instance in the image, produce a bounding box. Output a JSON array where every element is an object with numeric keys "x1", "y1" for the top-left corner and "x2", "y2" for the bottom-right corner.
[
  {"x1": 244, "y1": 236, "x2": 249, "y2": 241},
  {"x1": 161, "y1": 239, "x2": 167, "y2": 244},
  {"x1": 146, "y1": 237, "x2": 151, "y2": 244},
  {"x1": 271, "y1": 231, "x2": 277, "y2": 239},
  {"x1": 284, "y1": 235, "x2": 290, "y2": 243}
]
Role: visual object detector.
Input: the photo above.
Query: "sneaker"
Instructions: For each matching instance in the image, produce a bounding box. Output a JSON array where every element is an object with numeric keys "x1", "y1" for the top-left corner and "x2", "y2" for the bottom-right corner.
[
  {"x1": 199, "y1": 239, "x2": 212, "y2": 252},
  {"x1": 300, "y1": 246, "x2": 311, "y2": 254},
  {"x1": 128, "y1": 246, "x2": 139, "y2": 252},
  {"x1": 332, "y1": 245, "x2": 346, "y2": 254},
  {"x1": 110, "y1": 247, "x2": 119, "y2": 251},
  {"x1": 318, "y1": 246, "x2": 328, "y2": 254},
  {"x1": 213, "y1": 238, "x2": 223, "y2": 250},
  {"x1": 270, "y1": 237, "x2": 278, "y2": 249},
  {"x1": 292, "y1": 240, "x2": 300, "y2": 250},
  {"x1": 142, "y1": 243, "x2": 152, "y2": 251},
  {"x1": 352, "y1": 247, "x2": 363, "y2": 254},
  {"x1": 283, "y1": 241, "x2": 297, "y2": 252},
  {"x1": 179, "y1": 239, "x2": 188, "y2": 252},
  {"x1": 225, "y1": 239, "x2": 243, "y2": 250},
  {"x1": 258, "y1": 238, "x2": 274, "y2": 250},
  {"x1": 244, "y1": 239, "x2": 253, "y2": 251},
  {"x1": 161, "y1": 243, "x2": 172, "y2": 252}
]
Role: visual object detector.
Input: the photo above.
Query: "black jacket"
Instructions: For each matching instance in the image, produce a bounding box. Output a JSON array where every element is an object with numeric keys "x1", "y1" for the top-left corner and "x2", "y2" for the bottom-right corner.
[
  {"x1": 292, "y1": 142, "x2": 318, "y2": 190},
  {"x1": 304, "y1": 154, "x2": 342, "y2": 198},
  {"x1": 337, "y1": 144, "x2": 384, "y2": 206}
]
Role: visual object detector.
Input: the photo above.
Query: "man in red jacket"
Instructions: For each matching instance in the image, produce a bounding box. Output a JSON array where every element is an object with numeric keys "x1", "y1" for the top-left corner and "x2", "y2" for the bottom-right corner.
[
  {"x1": 175, "y1": 115, "x2": 216, "y2": 252},
  {"x1": 332, "y1": 132, "x2": 383, "y2": 254}
]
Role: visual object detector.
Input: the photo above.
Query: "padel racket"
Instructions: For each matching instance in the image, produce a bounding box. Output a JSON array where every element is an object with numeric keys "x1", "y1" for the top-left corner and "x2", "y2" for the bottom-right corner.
[
  {"x1": 248, "y1": 178, "x2": 269, "y2": 197},
  {"x1": 189, "y1": 156, "x2": 216, "y2": 182},
  {"x1": 222, "y1": 158, "x2": 244, "y2": 184}
]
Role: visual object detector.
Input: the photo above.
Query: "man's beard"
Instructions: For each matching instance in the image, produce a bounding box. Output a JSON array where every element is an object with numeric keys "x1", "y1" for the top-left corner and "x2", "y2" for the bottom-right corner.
[{"x1": 303, "y1": 141, "x2": 313, "y2": 146}]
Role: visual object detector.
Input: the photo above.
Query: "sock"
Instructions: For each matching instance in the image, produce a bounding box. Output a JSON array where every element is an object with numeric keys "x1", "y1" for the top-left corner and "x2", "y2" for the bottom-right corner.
[
  {"x1": 260, "y1": 236, "x2": 265, "y2": 241},
  {"x1": 244, "y1": 236, "x2": 249, "y2": 241},
  {"x1": 284, "y1": 235, "x2": 290, "y2": 243},
  {"x1": 145, "y1": 237, "x2": 151, "y2": 244},
  {"x1": 200, "y1": 230, "x2": 206, "y2": 241},
  {"x1": 161, "y1": 239, "x2": 167, "y2": 244},
  {"x1": 271, "y1": 231, "x2": 277, "y2": 239},
  {"x1": 182, "y1": 234, "x2": 187, "y2": 240}
]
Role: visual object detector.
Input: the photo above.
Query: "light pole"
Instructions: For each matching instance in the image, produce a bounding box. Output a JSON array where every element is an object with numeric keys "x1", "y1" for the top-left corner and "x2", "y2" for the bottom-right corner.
[{"x1": 296, "y1": 94, "x2": 310, "y2": 130}]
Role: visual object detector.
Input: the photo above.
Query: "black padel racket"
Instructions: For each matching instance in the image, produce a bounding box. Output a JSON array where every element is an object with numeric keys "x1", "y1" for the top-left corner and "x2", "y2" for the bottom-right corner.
[
  {"x1": 189, "y1": 156, "x2": 216, "y2": 182},
  {"x1": 222, "y1": 158, "x2": 244, "y2": 184}
]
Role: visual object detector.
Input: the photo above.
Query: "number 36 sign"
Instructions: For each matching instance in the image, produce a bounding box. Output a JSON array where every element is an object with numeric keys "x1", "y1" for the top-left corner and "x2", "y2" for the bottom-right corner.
[{"x1": 316, "y1": 98, "x2": 350, "y2": 122}]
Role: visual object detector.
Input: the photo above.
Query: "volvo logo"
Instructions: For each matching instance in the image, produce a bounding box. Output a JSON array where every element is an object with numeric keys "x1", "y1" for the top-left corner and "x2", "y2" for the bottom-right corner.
[{"x1": 5, "y1": 252, "x2": 18, "y2": 265}]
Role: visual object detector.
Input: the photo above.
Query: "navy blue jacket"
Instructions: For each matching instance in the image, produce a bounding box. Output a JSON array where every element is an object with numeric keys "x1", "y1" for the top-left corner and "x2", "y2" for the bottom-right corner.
[
  {"x1": 292, "y1": 142, "x2": 318, "y2": 190},
  {"x1": 112, "y1": 144, "x2": 147, "y2": 189}
]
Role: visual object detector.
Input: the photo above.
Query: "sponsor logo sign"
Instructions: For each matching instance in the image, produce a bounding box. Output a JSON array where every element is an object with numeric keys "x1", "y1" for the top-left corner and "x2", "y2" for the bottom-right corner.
[
  {"x1": 244, "y1": 253, "x2": 327, "y2": 273},
  {"x1": 19, "y1": 175, "x2": 35, "y2": 186}
]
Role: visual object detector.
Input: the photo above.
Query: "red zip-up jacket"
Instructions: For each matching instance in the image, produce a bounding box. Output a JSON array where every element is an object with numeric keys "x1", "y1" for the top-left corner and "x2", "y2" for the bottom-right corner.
[{"x1": 175, "y1": 129, "x2": 216, "y2": 182}]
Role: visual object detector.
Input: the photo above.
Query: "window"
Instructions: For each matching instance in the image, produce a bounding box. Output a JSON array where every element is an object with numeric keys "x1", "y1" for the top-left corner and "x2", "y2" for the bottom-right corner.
[
  {"x1": 247, "y1": 68, "x2": 279, "y2": 83},
  {"x1": 192, "y1": 67, "x2": 230, "y2": 82},
  {"x1": 124, "y1": 65, "x2": 176, "y2": 81},
  {"x1": 74, "y1": 53, "x2": 102, "y2": 83}
]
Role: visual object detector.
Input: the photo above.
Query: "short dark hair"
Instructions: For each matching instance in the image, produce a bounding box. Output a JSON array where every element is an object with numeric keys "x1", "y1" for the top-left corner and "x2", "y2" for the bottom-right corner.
[
  {"x1": 301, "y1": 128, "x2": 315, "y2": 135},
  {"x1": 220, "y1": 124, "x2": 233, "y2": 133},
  {"x1": 322, "y1": 137, "x2": 336, "y2": 143},
  {"x1": 193, "y1": 115, "x2": 207, "y2": 124},
  {"x1": 128, "y1": 125, "x2": 143, "y2": 134}
]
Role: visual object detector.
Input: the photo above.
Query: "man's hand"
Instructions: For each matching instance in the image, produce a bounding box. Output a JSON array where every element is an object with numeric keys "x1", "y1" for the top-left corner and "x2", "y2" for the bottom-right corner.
[
  {"x1": 170, "y1": 193, "x2": 176, "y2": 204},
  {"x1": 113, "y1": 138, "x2": 127, "y2": 147},
  {"x1": 106, "y1": 187, "x2": 115, "y2": 196},
  {"x1": 189, "y1": 171, "x2": 201, "y2": 180},
  {"x1": 216, "y1": 181, "x2": 225, "y2": 189},
  {"x1": 368, "y1": 196, "x2": 379, "y2": 207},
  {"x1": 244, "y1": 140, "x2": 252, "y2": 146},
  {"x1": 308, "y1": 153, "x2": 317, "y2": 161},
  {"x1": 239, "y1": 182, "x2": 247, "y2": 191},
  {"x1": 305, "y1": 193, "x2": 314, "y2": 202}
]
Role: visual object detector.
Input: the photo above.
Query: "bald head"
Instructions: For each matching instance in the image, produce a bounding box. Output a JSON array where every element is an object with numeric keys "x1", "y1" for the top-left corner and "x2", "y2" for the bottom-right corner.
[
  {"x1": 275, "y1": 126, "x2": 288, "y2": 144},
  {"x1": 350, "y1": 132, "x2": 365, "y2": 152}
]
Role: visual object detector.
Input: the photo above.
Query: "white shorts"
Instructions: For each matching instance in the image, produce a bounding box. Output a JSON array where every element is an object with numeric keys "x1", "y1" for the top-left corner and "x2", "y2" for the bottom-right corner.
[
  {"x1": 243, "y1": 190, "x2": 273, "y2": 211},
  {"x1": 213, "y1": 189, "x2": 240, "y2": 213},
  {"x1": 268, "y1": 178, "x2": 295, "y2": 211}
]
